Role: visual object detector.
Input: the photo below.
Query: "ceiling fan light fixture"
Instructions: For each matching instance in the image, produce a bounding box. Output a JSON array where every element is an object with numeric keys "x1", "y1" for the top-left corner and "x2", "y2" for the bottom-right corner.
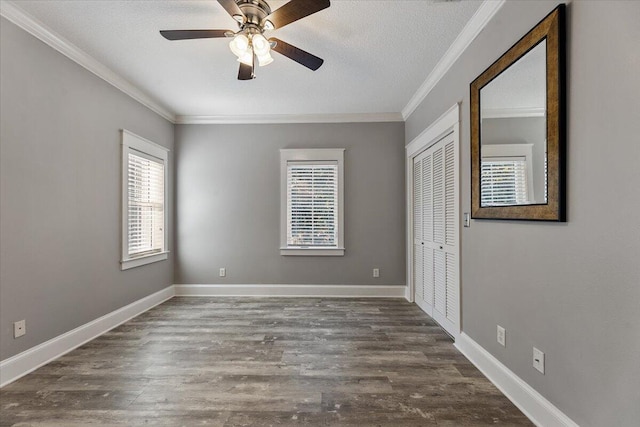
[
  {"x1": 237, "y1": 50, "x2": 254, "y2": 66},
  {"x1": 252, "y1": 34, "x2": 270, "y2": 56},
  {"x1": 229, "y1": 34, "x2": 249, "y2": 57},
  {"x1": 257, "y1": 52, "x2": 274, "y2": 67},
  {"x1": 161, "y1": 0, "x2": 330, "y2": 80}
]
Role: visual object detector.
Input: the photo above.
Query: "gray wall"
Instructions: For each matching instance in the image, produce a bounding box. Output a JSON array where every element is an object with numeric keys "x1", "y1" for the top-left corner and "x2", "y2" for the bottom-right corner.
[
  {"x1": 406, "y1": 1, "x2": 640, "y2": 426},
  {"x1": 175, "y1": 122, "x2": 405, "y2": 286},
  {"x1": 0, "y1": 18, "x2": 174, "y2": 360}
]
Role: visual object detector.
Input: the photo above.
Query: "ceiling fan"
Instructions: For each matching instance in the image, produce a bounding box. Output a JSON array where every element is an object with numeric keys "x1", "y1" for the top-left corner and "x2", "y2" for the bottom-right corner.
[{"x1": 160, "y1": 0, "x2": 330, "y2": 80}]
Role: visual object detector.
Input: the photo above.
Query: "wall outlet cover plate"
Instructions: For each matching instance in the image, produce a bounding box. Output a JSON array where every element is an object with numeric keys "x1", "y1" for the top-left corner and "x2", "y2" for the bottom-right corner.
[
  {"x1": 533, "y1": 347, "x2": 545, "y2": 374},
  {"x1": 14, "y1": 320, "x2": 26, "y2": 338}
]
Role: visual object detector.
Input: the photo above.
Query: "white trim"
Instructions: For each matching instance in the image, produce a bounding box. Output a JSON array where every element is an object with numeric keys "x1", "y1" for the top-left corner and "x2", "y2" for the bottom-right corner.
[
  {"x1": 174, "y1": 284, "x2": 406, "y2": 298},
  {"x1": 175, "y1": 113, "x2": 404, "y2": 125},
  {"x1": 0, "y1": 1, "x2": 175, "y2": 123},
  {"x1": 121, "y1": 129, "x2": 169, "y2": 158},
  {"x1": 482, "y1": 107, "x2": 546, "y2": 119},
  {"x1": 404, "y1": 285, "x2": 412, "y2": 302},
  {"x1": 121, "y1": 251, "x2": 169, "y2": 270},
  {"x1": 0, "y1": 286, "x2": 175, "y2": 388},
  {"x1": 280, "y1": 248, "x2": 345, "y2": 256},
  {"x1": 406, "y1": 104, "x2": 460, "y2": 158},
  {"x1": 406, "y1": 103, "x2": 461, "y2": 339},
  {"x1": 401, "y1": 0, "x2": 506, "y2": 120},
  {"x1": 482, "y1": 143, "x2": 534, "y2": 159},
  {"x1": 455, "y1": 333, "x2": 579, "y2": 427},
  {"x1": 0, "y1": 0, "x2": 504, "y2": 125}
]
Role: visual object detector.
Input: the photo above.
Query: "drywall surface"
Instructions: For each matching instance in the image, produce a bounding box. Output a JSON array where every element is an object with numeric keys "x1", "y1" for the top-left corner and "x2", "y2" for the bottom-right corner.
[
  {"x1": 406, "y1": 1, "x2": 640, "y2": 425},
  {"x1": 175, "y1": 122, "x2": 405, "y2": 286},
  {"x1": 0, "y1": 18, "x2": 174, "y2": 360}
]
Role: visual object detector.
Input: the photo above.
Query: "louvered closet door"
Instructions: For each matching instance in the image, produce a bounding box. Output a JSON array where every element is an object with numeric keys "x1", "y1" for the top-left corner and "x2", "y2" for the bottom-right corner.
[
  {"x1": 421, "y1": 152, "x2": 435, "y2": 312},
  {"x1": 413, "y1": 132, "x2": 458, "y2": 338},
  {"x1": 413, "y1": 150, "x2": 434, "y2": 316},
  {"x1": 413, "y1": 157, "x2": 424, "y2": 304}
]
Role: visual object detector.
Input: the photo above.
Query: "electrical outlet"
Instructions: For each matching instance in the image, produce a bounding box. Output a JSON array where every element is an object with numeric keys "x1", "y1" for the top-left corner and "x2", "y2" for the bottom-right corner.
[
  {"x1": 14, "y1": 320, "x2": 26, "y2": 338},
  {"x1": 533, "y1": 347, "x2": 545, "y2": 374},
  {"x1": 219, "y1": 267, "x2": 226, "y2": 277},
  {"x1": 497, "y1": 325, "x2": 506, "y2": 347},
  {"x1": 373, "y1": 268, "x2": 380, "y2": 278}
]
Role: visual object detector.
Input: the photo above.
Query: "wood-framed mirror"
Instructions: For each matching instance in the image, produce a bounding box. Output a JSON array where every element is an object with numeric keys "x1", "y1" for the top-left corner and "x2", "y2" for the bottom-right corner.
[{"x1": 471, "y1": 5, "x2": 566, "y2": 221}]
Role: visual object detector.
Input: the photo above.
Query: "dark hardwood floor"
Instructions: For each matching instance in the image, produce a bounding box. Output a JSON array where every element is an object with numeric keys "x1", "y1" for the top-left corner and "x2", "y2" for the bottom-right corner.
[{"x1": 0, "y1": 297, "x2": 532, "y2": 426}]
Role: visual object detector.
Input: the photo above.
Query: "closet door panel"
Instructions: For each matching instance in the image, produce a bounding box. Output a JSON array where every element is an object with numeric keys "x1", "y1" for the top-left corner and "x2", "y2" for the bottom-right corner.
[
  {"x1": 413, "y1": 159, "x2": 422, "y2": 244},
  {"x1": 414, "y1": 243, "x2": 424, "y2": 302},
  {"x1": 424, "y1": 247, "x2": 434, "y2": 306},
  {"x1": 422, "y1": 154, "x2": 433, "y2": 244},
  {"x1": 434, "y1": 250, "x2": 446, "y2": 315}
]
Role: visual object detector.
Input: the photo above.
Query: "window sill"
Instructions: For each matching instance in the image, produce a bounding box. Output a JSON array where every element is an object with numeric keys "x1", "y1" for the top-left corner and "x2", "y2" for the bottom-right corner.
[
  {"x1": 280, "y1": 247, "x2": 345, "y2": 256},
  {"x1": 121, "y1": 251, "x2": 169, "y2": 270}
]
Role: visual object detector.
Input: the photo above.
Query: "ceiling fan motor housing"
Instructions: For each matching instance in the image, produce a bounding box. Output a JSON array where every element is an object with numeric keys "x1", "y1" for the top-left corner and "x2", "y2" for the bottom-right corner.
[{"x1": 236, "y1": 0, "x2": 272, "y2": 27}]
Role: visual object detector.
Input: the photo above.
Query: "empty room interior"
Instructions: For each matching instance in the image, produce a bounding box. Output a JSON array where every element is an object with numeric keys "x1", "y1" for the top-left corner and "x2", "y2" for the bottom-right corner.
[{"x1": 0, "y1": 0, "x2": 638, "y2": 426}]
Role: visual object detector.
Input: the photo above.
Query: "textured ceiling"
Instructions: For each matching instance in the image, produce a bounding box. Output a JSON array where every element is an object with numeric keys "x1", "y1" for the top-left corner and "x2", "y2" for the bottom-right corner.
[{"x1": 8, "y1": 0, "x2": 483, "y2": 118}]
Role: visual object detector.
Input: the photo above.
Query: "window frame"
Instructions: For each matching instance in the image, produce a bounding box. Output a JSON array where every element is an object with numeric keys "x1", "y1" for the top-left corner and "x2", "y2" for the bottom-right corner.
[
  {"x1": 121, "y1": 129, "x2": 169, "y2": 270},
  {"x1": 280, "y1": 148, "x2": 345, "y2": 256}
]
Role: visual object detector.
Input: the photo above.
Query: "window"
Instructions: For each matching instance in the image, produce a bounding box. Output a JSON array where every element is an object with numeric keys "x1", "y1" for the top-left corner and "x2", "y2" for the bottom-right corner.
[
  {"x1": 121, "y1": 130, "x2": 169, "y2": 270},
  {"x1": 280, "y1": 149, "x2": 344, "y2": 256},
  {"x1": 481, "y1": 158, "x2": 529, "y2": 206},
  {"x1": 480, "y1": 144, "x2": 534, "y2": 206}
]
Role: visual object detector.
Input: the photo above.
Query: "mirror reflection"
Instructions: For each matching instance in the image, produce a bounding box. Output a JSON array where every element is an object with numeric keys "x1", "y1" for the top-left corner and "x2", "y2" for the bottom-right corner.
[{"x1": 480, "y1": 40, "x2": 547, "y2": 207}]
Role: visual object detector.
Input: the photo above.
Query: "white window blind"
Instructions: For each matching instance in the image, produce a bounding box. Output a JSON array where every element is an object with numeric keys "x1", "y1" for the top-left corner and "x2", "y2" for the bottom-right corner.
[
  {"x1": 280, "y1": 148, "x2": 344, "y2": 256},
  {"x1": 287, "y1": 162, "x2": 338, "y2": 247},
  {"x1": 481, "y1": 157, "x2": 528, "y2": 206},
  {"x1": 127, "y1": 152, "x2": 165, "y2": 257}
]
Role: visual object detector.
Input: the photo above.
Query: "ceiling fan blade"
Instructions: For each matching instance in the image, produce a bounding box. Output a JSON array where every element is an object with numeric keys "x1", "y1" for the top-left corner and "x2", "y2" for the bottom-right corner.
[
  {"x1": 269, "y1": 38, "x2": 324, "y2": 71},
  {"x1": 217, "y1": 0, "x2": 246, "y2": 22},
  {"x1": 160, "y1": 30, "x2": 232, "y2": 40},
  {"x1": 262, "y1": 0, "x2": 330, "y2": 30},
  {"x1": 238, "y1": 61, "x2": 254, "y2": 80}
]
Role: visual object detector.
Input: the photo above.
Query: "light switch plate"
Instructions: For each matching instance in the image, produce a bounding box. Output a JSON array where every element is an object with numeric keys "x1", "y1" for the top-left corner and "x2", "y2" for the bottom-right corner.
[
  {"x1": 464, "y1": 213, "x2": 471, "y2": 227},
  {"x1": 533, "y1": 347, "x2": 545, "y2": 374},
  {"x1": 497, "y1": 325, "x2": 506, "y2": 347}
]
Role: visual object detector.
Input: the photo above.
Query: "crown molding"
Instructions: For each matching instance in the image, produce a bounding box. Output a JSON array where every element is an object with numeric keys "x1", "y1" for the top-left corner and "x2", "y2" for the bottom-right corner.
[
  {"x1": 1, "y1": 0, "x2": 505, "y2": 126},
  {"x1": 401, "y1": 0, "x2": 506, "y2": 120},
  {"x1": 0, "y1": 1, "x2": 176, "y2": 123},
  {"x1": 175, "y1": 112, "x2": 404, "y2": 125},
  {"x1": 481, "y1": 107, "x2": 546, "y2": 119}
]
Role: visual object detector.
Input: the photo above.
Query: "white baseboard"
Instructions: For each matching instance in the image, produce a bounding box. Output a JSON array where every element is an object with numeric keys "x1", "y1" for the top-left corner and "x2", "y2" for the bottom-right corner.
[
  {"x1": 404, "y1": 286, "x2": 413, "y2": 302},
  {"x1": 174, "y1": 284, "x2": 407, "y2": 298},
  {"x1": 455, "y1": 332, "x2": 579, "y2": 427},
  {"x1": 0, "y1": 286, "x2": 175, "y2": 388}
]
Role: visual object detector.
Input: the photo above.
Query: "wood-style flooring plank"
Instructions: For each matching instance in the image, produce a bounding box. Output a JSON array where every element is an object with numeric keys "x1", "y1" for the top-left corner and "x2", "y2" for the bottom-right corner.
[{"x1": 0, "y1": 297, "x2": 532, "y2": 426}]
